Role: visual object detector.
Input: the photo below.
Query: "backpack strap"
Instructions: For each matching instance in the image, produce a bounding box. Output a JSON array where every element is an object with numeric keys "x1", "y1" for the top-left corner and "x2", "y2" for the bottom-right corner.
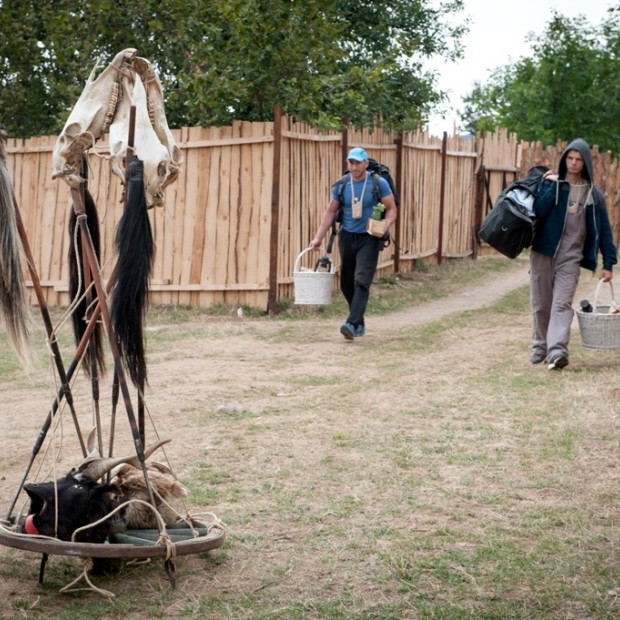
[
  {"x1": 326, "y1": 216, "x2": 338, "y2": 254},
  {"x1": 370, "y1": 172, "x2": 382, "y2": 207},
  {"x1": 336, "y1": 171, "x2": 381, "y2": 205},
  {"x1": 328, "y1": 174, "x2": 349, "y2": 252},
  {"x1": 335, "y1": 173, "x2": 349, "y2": 205}
]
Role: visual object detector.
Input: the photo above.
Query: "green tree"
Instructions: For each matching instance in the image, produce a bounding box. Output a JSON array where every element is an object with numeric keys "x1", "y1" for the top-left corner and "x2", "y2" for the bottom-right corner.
[
  {"x1": 0, "y1": 0, "x2": 466, "y2": 138},
  {"x1": 461, "y1": 9, "x2": 620, "y2": 155}
]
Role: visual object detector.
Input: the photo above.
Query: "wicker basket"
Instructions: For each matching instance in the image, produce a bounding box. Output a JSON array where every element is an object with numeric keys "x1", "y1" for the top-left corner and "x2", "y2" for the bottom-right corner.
[
  {"x1": 576, "y1": 279, "x2": 620, "y2": 349},
  {"x1": 293, "y1": 247, "x2": 335, "y2": 305}
]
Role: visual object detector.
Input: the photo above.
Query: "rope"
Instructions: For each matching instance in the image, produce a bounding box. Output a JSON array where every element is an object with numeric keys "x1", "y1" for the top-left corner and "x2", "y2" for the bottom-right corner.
[
  {"x1": 71, "y1": 499, "x2": 176, "y2": 560},
  {"x1": 0, "y1": 520, "x2": 61, "y2": 541},
  {"x1": 138, "y1": 398, "x2": 192, "y2": 517},
  {"x1": 59, "y1": 558, "x2": 115, "y2": 598},
  {"x1": 186, "y1": 512, "x2": 227, "y2": 538},
  {"x1": 1, "y1": 505, "x2": 224, "y2": 598}
]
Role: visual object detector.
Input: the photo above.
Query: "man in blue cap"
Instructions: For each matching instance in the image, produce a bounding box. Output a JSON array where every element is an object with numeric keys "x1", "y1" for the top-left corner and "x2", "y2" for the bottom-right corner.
[{"x1": 310, "y1": 147, "x2": 397, "y2": 339}]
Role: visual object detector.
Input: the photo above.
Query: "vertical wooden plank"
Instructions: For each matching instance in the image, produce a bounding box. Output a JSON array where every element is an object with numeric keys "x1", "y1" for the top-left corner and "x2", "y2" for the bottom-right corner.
[
  {"x1": 169, "y1": 126, "x2": 190, "y2": 305},
  {"x1": 277, "y1": 116, "x2": 291, "y2": 300},
  {"x1": 187, "y1": 126, "x2": 210, "y2": 307},
  {"x1": 176, "y1": 126, "x2": 201, "y2": 306},
  {"x1": 213, "y1": 126, "x2": 233, "y2": 302},
  {"x1": 42, "y1": 135, "x2": 67, "y2": 306},
  {"x1": 197, "y1": 125, "x2": 221, "y2": 307},
  {"x1": 226, "y1": 122, "x2": 243, "y2": 305},
  {"x1": 266, "y1": 110, "x2": 280, "y2": 314},
  {"x1": 238, "y1": 120, "x2": 264, "y2": 309},
  {"x1": 156, "y1": 128, "x2": 183, "y2": 305}
]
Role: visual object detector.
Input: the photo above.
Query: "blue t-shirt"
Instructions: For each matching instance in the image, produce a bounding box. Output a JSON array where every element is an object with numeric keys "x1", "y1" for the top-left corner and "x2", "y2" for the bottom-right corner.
[{"x1": 331, "y1": 173, "x2": 392, "y2": 233}]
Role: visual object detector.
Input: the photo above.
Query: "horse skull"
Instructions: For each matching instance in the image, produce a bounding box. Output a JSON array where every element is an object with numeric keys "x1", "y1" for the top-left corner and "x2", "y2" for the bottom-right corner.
[{"x1": 51, "y1": 48, "x2": 137, "y2": 186}]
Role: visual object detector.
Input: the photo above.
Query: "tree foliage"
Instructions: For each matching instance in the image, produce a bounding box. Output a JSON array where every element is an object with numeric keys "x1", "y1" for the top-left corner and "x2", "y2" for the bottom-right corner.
[
  {"x1": 461, "y1": 9, "x2": 620, "y2": 155},
  {"x1": 0, "y1": 0, "x2": 467, "y2": 137}
]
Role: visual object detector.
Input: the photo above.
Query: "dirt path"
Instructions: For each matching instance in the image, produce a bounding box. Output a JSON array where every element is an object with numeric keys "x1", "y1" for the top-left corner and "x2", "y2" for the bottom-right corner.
[{"x1": 386, "y1": 259, "x2": 531, "y2": 328}]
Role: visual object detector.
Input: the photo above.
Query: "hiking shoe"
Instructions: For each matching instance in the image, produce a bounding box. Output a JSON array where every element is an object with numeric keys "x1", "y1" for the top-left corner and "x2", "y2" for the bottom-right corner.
[
  {"x1": 548, "y1": 355, "x2": 569, "y2": 371},
  {"x1": 530, "y1": 352, "x2": 546, "y2": 364},
  {"x1": 340, "y1": 322, "x2": 355, "y2": 340},
  {"x1": 354, "y1": 324, "x2": 366, "y2": 337}
]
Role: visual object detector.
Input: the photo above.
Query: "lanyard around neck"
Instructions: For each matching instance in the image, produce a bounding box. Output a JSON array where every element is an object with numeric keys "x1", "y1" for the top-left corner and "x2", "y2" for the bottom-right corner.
[{"x1": 349, "y1": 172, "x2": 369, "y2": 203}]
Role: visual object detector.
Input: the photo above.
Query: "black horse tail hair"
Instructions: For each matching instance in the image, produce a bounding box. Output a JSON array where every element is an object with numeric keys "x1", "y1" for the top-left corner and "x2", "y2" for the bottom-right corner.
[
  {"x1": 111, "y1": 156, "x2": 153, "y2": 388},
  {"x1": 0, "y1": 138, "x2": 32, "y2": 366},
  {"x1": 68, "y1": 187, "x2": 105, "y2": 376}
]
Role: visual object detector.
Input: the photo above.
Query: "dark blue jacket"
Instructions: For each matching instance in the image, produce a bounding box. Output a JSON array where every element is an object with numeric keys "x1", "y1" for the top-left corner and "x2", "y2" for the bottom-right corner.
[{"x1": 532, "y1": 138, "x2": 617, "y2": 272}]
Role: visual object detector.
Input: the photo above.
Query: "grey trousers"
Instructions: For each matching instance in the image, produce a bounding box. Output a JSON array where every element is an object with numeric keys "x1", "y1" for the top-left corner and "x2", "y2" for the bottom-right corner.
[{"x1": 530, "y1": 251, "x2": 581, "y2": 360}]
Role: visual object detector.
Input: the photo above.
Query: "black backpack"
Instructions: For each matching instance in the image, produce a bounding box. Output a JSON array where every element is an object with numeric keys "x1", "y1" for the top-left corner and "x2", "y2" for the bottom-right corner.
[
  {"x1": 334, "y1": 158, "x2": 400, "y2": 209},
  {"x1": 478, "y1": 165, "x2": 548, "y2": 259}
]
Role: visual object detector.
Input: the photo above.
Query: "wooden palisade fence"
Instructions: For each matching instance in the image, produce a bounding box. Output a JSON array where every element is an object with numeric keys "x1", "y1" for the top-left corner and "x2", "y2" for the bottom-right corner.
[{"x1": 6, "y1": 109, "x2": 620, "y2": 312}]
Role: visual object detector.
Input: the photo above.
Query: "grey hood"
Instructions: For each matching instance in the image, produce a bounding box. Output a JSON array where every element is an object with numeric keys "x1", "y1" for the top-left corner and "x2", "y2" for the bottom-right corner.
[{"x1": 558, "y1": 138, "x2": 594, "y2": 183}]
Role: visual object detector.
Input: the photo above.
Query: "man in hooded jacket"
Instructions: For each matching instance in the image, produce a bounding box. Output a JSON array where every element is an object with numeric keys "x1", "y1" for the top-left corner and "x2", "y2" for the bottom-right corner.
[{"x1": 530, "y1": 138, "x2": 617, "y2": 370}]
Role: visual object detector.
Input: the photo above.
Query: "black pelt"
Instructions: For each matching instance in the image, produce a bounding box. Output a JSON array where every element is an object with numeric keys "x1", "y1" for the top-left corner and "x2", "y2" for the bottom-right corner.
[
  {"x1": 111, "y1": 156, "x2": 153, "y2": 387},
  {"x1": 68, "y1": 187, "x2": 105, "y2": 376}
]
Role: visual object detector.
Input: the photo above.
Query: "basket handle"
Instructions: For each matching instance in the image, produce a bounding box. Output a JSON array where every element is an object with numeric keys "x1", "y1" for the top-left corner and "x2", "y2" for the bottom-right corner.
[
  {"x1": 593, "y1": 278, "x2": 615, "y2": 314},
  {"x1": 294, "y1": 246, "x2": 321, "y2": 273}
]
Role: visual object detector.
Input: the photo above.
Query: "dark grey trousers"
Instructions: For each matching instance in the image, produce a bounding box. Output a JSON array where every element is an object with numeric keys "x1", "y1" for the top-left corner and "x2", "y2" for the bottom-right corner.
[{"x1": 338, "y1": 230, "x2": 380, "y2": 326}]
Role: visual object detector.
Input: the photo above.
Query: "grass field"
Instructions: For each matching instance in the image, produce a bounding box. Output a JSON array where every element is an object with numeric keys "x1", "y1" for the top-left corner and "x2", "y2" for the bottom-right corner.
[{"x1": 1, "y1": 256, "x2": 619, "y2": 619}]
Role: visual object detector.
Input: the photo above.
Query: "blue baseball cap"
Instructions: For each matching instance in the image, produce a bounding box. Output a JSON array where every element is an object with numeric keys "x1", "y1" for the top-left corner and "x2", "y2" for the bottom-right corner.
[{"x1": 347, "y1": 147, "x2": 368, "y2": 162}]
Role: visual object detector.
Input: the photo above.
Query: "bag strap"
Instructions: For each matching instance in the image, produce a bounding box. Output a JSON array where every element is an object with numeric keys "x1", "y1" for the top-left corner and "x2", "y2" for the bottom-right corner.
[
  {"x1": 335, "y1": 173, "x2": 348, "y2": 204},
  {"x1": 336, "y1": 171, "x2": 381, "y2": 205},
  {"x1": 370, "y1": 172, "x2": 381, "y2": 205},
  {"x1": 326, "y1": 212, "x2": 338, "y2": 254}
]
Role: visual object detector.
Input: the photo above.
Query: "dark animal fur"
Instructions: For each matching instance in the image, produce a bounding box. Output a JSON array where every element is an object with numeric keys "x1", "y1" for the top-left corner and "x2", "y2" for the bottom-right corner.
[
  {"x1": 111, "y1": 156, "x2": 153, "y2": 387},
  {"x1": 68, "y1": 187, "x2": 105, "y2": 376},
  {"x1": 23, "y1": 473, "x2": 119, "y2": 543}
]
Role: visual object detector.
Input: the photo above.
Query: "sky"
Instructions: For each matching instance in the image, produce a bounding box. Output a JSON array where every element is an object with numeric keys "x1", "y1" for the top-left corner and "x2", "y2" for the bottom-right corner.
[{"x1": 426, "y1": 0, "x2": 616, "y2": 136}]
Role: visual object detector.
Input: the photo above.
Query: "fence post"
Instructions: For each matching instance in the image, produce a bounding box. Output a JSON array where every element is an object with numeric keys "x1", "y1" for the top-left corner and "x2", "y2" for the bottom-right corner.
[
  {"x1": 394, "y1": 132, "x2": 403, "y2": 272},
  {"x1": 267, "y1": 104, "x2": 282, "y2": 315},
  {"x1": 342, "y1": 118, "x2": 349, "y2": 166},
  {"x1": 437, "y1": 131, "x2": 448, "y2": 265},
  {"x1": 472, "y1": 136, "x2": 484, "y2": 259}
]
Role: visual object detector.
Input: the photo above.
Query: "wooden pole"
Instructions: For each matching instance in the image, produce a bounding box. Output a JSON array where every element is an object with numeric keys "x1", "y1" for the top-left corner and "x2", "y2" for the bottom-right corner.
[
  {"x1": 341, "y1": 118, "x2": 349, "y2": 169},
  {"x1": 472, "y1": 137, "x2": 484, "y2": 259},
  {"x1": 267, "y1": 103, "x2": 282, "y2": 315},
  {"x1": 12, "y1": 194, "x2": 87, "y2": 455},
  {"x1": 438, "y1": 132, "x2": 448, "y2": 265},
  {"x1": 78, "y1": 156, "x2": 104, "y2": 458},
  {"x1": 4, "y1": 287, "x2": 105, "y2": 520},
  {"x1": 394, "y1": 132, "x2": 403, "y2": 272}
]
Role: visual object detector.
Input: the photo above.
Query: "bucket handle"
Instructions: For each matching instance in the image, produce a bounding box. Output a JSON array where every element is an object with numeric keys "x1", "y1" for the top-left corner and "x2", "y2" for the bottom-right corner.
[
  {"x1": 294, "y1": 247, "x2": 333, "y2": 274},
  {"x1": 593, "y1": 278, "x2": 615, "y2": 314}
]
